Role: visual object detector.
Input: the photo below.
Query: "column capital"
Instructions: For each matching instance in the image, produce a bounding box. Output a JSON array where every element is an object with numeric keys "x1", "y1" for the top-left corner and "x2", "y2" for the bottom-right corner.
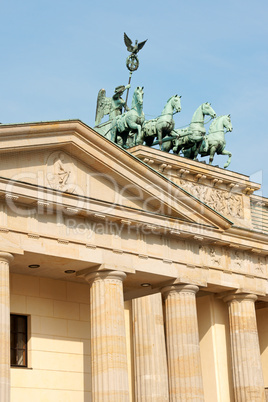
[
  {"x1": 0, "y1": 252, "x2": 14, "y2": 264},
  {"x1": 84, "y1": 269, "x2": 127, "y2": 286},
  {"x1": 222, "y1": 292, "x2": 258, "y2": 304},
  {"x1": 161, "y1": 283, "x2": 199, "y2": 299}
]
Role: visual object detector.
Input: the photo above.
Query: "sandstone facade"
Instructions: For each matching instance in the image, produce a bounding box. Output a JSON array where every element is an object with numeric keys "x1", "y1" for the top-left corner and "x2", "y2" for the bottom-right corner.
[{"x1": 0, "y1": 120, "x2": 267, "y2": 401}]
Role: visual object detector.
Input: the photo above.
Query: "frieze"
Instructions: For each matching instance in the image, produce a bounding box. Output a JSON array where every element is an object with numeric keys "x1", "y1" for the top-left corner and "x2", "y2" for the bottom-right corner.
[{"x1": 179, "y1": 179, "x2": 243, "y2": 219}]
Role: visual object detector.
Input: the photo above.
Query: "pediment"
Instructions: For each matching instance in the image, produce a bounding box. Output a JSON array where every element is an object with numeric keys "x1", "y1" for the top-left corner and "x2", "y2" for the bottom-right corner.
[{"x1": 0, "y1": 120, "x2": 232, "y2": 231}]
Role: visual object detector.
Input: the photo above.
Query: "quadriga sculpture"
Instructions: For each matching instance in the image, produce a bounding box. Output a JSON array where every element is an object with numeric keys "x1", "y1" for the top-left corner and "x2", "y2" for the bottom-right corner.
[
  {"x1": 163, "y1": 103, "x2": 216, "y2": 157},
  {"x1": 110, "y1": 86, "x2": 145, "y2": 148},
  {"x1": 136, "y1": 95, "x2": 181, "y2": 149},
  {"x1": 184, "y1": 114, "x2": 233, "y2": 168}
]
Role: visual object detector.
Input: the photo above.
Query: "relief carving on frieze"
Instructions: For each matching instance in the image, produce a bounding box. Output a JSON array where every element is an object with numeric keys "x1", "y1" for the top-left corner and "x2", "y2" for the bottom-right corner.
[
  {"x1": 231, "y1": 249, "x2": 244, "y2": 271},
  {"x1": 179, "y1": 180, "x2": 243, "y2": 218},
  {"x1": 253, "y1": 255, "x2": 267, "y2": 275},
  {"x1": 199, "y1": 245, "x2": 222, "y2": 267}
]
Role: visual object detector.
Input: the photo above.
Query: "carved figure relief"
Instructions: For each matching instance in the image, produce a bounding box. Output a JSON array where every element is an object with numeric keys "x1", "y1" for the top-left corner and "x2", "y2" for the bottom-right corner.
[
  {"x1": 254, "y1": 256, "x2": 267, "y2": 275},
  {"x1": 232, "y1": 250, "x2": 243, "y2": 270},
  {"x1": 46, "y1": 152, "x2": 77, "y2": 193},
  {"x1": 199, "y1": 245, "x2": 222, "y2": 267},
  {"x1": 209, "y1": 246, "x2": 221, "y2": 265},
  {"x1": 179, "y1": 180, "x2": 243, "y2": 219}
]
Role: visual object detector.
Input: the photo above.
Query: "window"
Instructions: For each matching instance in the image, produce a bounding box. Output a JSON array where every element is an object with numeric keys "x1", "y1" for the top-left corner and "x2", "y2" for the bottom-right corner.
[{"x1": 10, "y1": 314, "x2": 27, "y2": 367}]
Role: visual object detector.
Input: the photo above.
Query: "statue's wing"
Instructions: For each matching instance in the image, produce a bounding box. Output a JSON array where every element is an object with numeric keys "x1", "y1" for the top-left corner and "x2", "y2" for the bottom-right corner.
[
  {"x1": 124, "y1": 32, "x2": 134, "y2": 52},
  {"x1": 137, "y1": 39, "x2": 147, "y2": 52},
  {"x1": 95, "y1": 89, "x2": 112, "y2": 126}
]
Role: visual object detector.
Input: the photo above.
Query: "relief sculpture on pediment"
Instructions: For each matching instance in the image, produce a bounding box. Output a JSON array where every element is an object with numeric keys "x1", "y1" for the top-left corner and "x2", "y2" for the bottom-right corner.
[
  {"x1": 179, "y1": 180, "x2": 243, "y2": 218},
  {"x1": 46, "y1": 151, "x2": 77, "y2": 193}
]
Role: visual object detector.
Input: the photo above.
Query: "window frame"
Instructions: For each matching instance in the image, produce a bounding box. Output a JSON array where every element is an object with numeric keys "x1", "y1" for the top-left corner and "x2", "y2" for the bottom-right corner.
[{"x1": 10, "y1": 314, "x2": 28, "y2": 368}]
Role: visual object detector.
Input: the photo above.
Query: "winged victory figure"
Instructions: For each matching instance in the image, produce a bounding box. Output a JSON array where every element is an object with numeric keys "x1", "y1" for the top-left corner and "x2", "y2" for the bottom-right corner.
[
  {"x1": 95, "y1": 89, "x2": 112, "y2": 126},
  {"x1": 95, "y1": 85, "x2": 130, "y2": 126},
  {"x1": 124, "y1": 33, "x2": 147, "y2": 55}
]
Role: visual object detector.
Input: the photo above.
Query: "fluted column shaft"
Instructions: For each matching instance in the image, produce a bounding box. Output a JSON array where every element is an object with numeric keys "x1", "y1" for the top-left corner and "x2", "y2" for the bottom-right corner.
[
  {"x1": 224, "y1": 293, "x2": 265, "y2": 402},
  {"x1": 133, "y1": 293, "x2": 169, "y2": 401},
  {"x1": 0, "y1": 252, "x2": 13, "y2": 402},
  {"x1": 85, "y1": 270, "x2": 129, "y2": 402},
  {"x1": 162, "y1": 284, "x2": 204, "y2": 401}
]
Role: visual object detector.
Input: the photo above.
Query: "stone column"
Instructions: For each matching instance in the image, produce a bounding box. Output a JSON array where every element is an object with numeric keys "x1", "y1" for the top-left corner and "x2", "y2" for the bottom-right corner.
[
  {"x1": 161, "y1": 284, "x2": 204, "y2": 401},
  {"x1": 223, "y1": 293, "x2": 265, "y2": 401},
  {"x1": 132, "y1": 293, "x2": 169, "y2": 401},
  {"x1": 85, "y1": 270, "x2": 129, "y2": 402},
  {"x1": 0, "y1": 252, "x2": 13, "y2": 402}
]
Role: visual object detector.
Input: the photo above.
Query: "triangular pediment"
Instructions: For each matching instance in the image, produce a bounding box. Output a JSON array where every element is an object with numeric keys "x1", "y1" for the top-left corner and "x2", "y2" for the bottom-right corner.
[{"x1": 0, "y1": 120, "x2": 232, "y2": 231}]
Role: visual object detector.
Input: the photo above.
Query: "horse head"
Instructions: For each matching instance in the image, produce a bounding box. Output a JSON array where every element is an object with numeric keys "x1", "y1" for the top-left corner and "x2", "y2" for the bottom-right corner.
[
  {"x1": 223, "y1": 114, "x2": 233, "y2": 132},
  {"x1": 202, "y1": 102, "x2": 216, "y2": 119},
  {"x1": 132, "y1": 86, "x2": 144, "y2": 108},
  {"x1": 171, "y1": 95, "x2": 182, "y2": 114}
]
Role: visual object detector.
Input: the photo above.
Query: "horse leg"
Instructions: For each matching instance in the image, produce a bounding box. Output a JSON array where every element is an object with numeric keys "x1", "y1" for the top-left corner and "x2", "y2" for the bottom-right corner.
[
  {"x1": 136, "y1": 126, "x2": 144, "y2": 145},
  {"x1": 183, "y1": 145, "x2": 195, "y2": 159},
  {"x1": 221, "y1": 149, "x2": 232, "y2": 168},
  {"x1": 135, "y1": 124, "x2": 142, "y2": 146},
  {"x1": 172, "y1": 137, "x2": 182, "y2": 154},
  {"x1": 157, "y1": 128, "x2": 163, "y2": 151},
  {"x1": 127, "y1": 122, "x2": 140, "y2": 146},
  {"x1": 162, "y1": 140, "x2": 172, "y2": 153},
  {"x1": 209, "y1": 146, "x2": 217, "y2": 165},
  {"x1": 110, "y1": 125, "x2": 116, "y2": 143},
  {"x1": 193, "y1": 138, "x2": 205, "y2": 160}
]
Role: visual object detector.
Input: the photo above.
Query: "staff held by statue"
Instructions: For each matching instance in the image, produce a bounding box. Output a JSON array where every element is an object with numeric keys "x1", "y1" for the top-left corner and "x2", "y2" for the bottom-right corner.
[{"x1": 123, "y1": 32, "x2": 147, "y2": 111}]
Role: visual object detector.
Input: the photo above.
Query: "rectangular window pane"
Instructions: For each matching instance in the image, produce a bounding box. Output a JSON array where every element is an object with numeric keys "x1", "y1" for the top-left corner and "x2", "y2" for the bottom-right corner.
[
  {"x1": 17, "y1": 316, "x2": 26, "y2": 333},
  {"x1": 10, "y1": 315, "x2": 27, "y2": 367},
  {"x1": 11, "y1": 349, "x2": 16, "y2": 365},
  {"x1": 10, "y1": 333, "x2": 16, "y2": 348}
]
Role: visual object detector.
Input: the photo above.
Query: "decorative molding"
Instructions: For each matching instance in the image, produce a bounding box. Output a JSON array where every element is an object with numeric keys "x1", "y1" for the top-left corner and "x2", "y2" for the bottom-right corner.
[
  {"x1": 86, "y1": 244, "x2": 97, "y2": 249},
  {"x1": 120, "y1": 219, "x2": 132, "y2": 225},
  {"x1": 193, "y1": 235, "x2": 204, "y2": 241},
  {"x1": 37, "y1": 200, "x2": 50, "y2": 207},
  {"x1": 143, "y1": 158, "x2": 154, "y2": 165},
  {"x1": 243, "y1": 187, "x2": 255, "y2": 195},
  {"x1": 65, "y1": 207, "x2": 79, "y2": 214},
  {"x1": 177, "y1": 168, "x2": 190, "y2": 177},
  {"x1": 57, "y1": 238, "x2": 69, "y2": 245},
  {"x1": 212, "y1": 178, "x2": 223, "y2": 187},
  {"x1": 113, "y1": 249, "x2": 124, "y2": 254},
  {"x1": 138, "y1": 254, "x2": 148, "y2": 259},
  {"x1": 5, "y1": 193, "x2": 19, "y2": 201},
  {"x1": 169, "y1": 230, "x2": 181, "y2": 235},
  {"x1": 94, "y1": 213, "x2": 106, "y2": 219},
  {"x1": 27, "y1": 233, "x2": 40, "y2": 239},
  {"x1": 195, "y1": 174, "x2": 206, "y2": 182}
]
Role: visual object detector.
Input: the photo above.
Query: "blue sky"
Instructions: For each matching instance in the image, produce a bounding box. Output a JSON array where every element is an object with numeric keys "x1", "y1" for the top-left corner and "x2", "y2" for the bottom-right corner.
[{"x1": 1, "y1": 0, "x2": 268, "y2": 195}]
